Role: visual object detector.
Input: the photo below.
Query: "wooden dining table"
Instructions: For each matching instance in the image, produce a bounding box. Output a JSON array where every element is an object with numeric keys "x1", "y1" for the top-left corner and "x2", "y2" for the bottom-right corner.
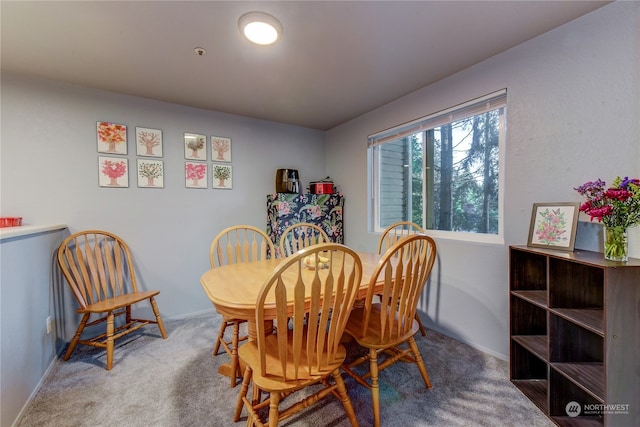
[{"x1": 200, "y1": 251, "x2": 386, "y2": 379}]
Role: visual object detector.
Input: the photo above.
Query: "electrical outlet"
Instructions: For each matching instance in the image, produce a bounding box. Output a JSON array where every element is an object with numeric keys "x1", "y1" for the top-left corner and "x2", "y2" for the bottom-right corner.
[{"x1": 46, "y1": 316, "x2": 52, "y2": 334}]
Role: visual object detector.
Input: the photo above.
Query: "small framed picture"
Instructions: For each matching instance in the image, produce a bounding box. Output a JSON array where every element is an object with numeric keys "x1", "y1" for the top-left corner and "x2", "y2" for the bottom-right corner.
[
  {"x1": 527, "y1": 202, "x2": 580, "y2": 251},
  {"x1": 136, "y1": 127, "x2": 163, "y2": 157},
  {"x1": 212, "y1": 164, "x2": 232, "y2": 189},
  {"x1": 97, "y1": 121, "x2": 127, "y2": 154},
  {"x1": 185, "y1": 161, "x2": 208, "y2": 189},
  {"x1": 211, "y1": 136, "x2": 232, "y2": 162},
  {"x1": 137, "y1": 159, "x2": 164, "y2": 188},
  {"x1": 98, "y1": 156, "x2": 129, "y2": 188},
  {"x1": 184, "y1": 133, "x2": 207, "y2": 160}
]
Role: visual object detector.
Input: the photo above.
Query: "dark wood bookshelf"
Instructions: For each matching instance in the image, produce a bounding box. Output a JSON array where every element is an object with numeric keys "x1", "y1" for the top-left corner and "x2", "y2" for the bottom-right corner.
[{"x1": 509, "y1": 246, "x2": 640, "y2": 427}]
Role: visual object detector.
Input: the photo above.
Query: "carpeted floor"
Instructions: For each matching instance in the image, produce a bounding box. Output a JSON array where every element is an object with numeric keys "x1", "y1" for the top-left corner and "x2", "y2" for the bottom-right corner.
[{"x1": 16, "y1": 312, "x2": 553, "y2": 427}]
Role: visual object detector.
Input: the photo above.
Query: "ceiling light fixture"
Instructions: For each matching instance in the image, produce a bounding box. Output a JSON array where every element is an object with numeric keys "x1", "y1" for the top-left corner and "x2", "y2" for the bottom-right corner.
[{"x1": 238, "y1": 11, "x2": 282, "y2": 45}]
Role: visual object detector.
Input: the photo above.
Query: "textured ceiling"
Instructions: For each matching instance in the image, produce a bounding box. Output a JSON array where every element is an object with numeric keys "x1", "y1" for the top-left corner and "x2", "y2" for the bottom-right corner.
[{"x1": 1, "y1": 1, "x2": 611, "y2": 130}]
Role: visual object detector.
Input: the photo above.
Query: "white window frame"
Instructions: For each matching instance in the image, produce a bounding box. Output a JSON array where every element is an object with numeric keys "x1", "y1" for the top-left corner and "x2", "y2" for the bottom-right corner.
[{"x1": 368, "y1": 90, "x2": 507, "y2": 245}]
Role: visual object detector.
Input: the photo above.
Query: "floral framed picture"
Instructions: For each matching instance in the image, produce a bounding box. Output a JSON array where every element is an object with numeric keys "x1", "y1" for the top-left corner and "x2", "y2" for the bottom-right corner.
[
  {"x1": 97, "y1": 121, "x2": 127, "y2": 155},
  {"x1": 136, "y1": 127, "x2": 163, "y2": 157},
  {"x1": 137, "y1": 159, "x2": 164, "y2": 188},
  {"x1": 184, "y1": 133, "x2": 207, "y2": 160},
  {"x1": 98, "y1": 156, "x2": 129, "y2": 188},
  {"x1": 211, "y1": 136, "x2": 232, "y2": 162},
  {"x1": 527, "y1": 202, "x2": 580, "y2": 251},
  {"x1": 185, "y1": 161, "x2": 208, "y2": 189},
  {"x1": 212, "y1": 164, "x2": 232, "y2": 189}
]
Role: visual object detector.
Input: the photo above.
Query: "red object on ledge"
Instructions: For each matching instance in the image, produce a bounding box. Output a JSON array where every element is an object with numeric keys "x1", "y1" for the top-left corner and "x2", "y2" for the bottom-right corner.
[
  {"x1": 309, "y1": 177, "x2": 335, "y2": 194},
  {"x1": 0, "y1": 217, "x2": 23, "y2": 227}
]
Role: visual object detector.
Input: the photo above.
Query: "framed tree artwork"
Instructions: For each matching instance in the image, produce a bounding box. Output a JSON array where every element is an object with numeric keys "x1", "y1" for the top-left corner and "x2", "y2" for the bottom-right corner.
[
  {"x1": 527, "y1": 202, "x2": 579, "y2": 251},
  {"x1": 185, "y1": 161, "x2": 208, "y2": 189},
  {"x1": 136, "y1": 127, "x2": 163, "y2": 157},
  {"x1": 97, "y1": 121, "x2": 127, "y2": 155},
  {"x1": 211, "y1": 136, "x2": 232, "y2": 162},
  {"x1": 184, "y1": 133, "x2": 207, "y2": 160},
  {"x1": 212, "y1": 164, "x2": 232, "y2": 189},
  {"x1": 98, "y1": 156, "x2": 129, "y2": 187},
  {"x1": 137, "y1": 159, "x2": 164, "y2": 188}
]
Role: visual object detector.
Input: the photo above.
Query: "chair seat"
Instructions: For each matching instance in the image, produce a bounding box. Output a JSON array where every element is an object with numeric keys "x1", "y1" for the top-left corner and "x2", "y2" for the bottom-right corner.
[
  {"x1": 238, "y1": 331, "x2": 346, "y2": 392},
  {"x1": 344, "y1": 304, "x2": 420, "y2": 349},
  {"x1": 80, "y1": 290, "x2": 161, "y2": 313}
]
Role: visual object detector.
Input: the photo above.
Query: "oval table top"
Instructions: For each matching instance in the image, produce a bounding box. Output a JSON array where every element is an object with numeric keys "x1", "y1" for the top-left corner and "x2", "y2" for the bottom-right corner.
[{"x1": 200, "y1": 251, "x2": 385, "y2": 318}]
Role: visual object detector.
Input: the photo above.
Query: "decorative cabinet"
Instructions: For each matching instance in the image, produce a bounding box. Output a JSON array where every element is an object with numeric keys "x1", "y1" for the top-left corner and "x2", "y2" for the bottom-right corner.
[
  {"x1": 266, "y1": 193, "x2": 344, "y2": 257},
  {"x1": 509, "y1": 245, "x2": 640, "y2": 426}
]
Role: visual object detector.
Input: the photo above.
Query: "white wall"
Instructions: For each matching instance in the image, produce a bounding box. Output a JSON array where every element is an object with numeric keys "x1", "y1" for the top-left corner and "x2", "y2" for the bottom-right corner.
[
  {"x1": 1, "y1": 73, "x2": 326, "y2": 320},
  {"x1": 326, "y1": 1, "x2": 640, "y2": 358}
]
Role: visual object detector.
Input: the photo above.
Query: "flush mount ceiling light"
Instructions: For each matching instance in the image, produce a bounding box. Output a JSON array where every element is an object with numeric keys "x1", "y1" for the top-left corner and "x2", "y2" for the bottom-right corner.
[{"x1": 238, "y1": 11, "x2": 282, "y2": 45}]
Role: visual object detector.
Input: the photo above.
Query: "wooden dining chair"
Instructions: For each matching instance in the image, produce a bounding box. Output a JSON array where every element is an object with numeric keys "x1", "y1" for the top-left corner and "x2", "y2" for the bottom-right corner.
[
  {"x1": 342, "y1": 234, "x2": 437, "y2": 427},
  {"x1": 278, "y1": 222, "x2": 330, "y2": 258},
  {"x1": 209, "y1": 225, "x2": 275, "y2": 387},
  {"x1": 377, "y1": 220, "x2": 424, "y2": 253},
  {"x1": 234, "y1": 243, "x2": 362, "y2": 427},
  {"x1": 377, "y1": 221, "x2": 428, "y2": 336},
  {"x1": 56, "y1": 230, "x2": 167, "y2": 370}
]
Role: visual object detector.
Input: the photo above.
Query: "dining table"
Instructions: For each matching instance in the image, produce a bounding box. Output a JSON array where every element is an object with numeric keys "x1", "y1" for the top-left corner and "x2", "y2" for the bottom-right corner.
[{"x1": 200, "y1": 250, "x2": 386, "y2": 380}]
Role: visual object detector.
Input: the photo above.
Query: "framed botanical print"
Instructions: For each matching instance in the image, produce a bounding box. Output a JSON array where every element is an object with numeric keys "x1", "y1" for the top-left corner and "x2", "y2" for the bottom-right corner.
[
  {"x1": 97, "y1": 121, "x2": 127, "y2": 155},
  {"x1": 185, "y1": 161, "x2": 208, "y2": 189},
  {"x1": 137, "y1": 159, "x2": 164, "y2": 188},
  {"x1": 212, "y1": 164, "x2": 232, "y2": 189},
  {"x1": 184, "y1": 133, "x2": 207, "y2": 160},
  {"x1": 98, "y1": 156, "x2": 128, "y2": 187},
  {"x1": 527, "y1": 202, "x2": 579, "y2": 251},
  {"x1": 136, "y1": 127, "x2": 163, "y2": 157},
  {"x1": 211, "y1": 136, "x2": 232, "y2": 162}
]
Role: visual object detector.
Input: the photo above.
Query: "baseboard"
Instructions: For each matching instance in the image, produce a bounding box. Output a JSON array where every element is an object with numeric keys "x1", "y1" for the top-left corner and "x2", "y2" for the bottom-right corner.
[
  {"x1": 423, "y1": 323, "x2": 508, "y2": 361},
  {"x1": 166, "y1": 308, "x2": 216, "y2": 321}
]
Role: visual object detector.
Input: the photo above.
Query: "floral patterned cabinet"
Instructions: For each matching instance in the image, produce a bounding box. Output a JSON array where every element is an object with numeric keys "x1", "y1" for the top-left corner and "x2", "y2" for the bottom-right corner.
[{"x1": 266, "y1": 193, "x2": 344, "y2": 257}]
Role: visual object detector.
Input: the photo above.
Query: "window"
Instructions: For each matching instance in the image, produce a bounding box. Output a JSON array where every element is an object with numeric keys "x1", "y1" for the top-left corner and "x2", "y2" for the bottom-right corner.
[{"x1": 369, "y1": 90, "x2": 506, "y2": 243}]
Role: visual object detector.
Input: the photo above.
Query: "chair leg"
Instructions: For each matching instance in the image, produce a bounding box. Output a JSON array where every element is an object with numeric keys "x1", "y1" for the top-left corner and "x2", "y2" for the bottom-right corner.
[
  {"x1": 408, "y1": 336, "x2": 432, "y2": 389},
  {"x1": 105, "y1": 311, "x2": 115, "y2": 371},
  {"x1": 268, "y1": 391, "x2": 280, "y2": 427},
  {"x1": 64, "y1": 312, "x2": 90, "y2": 361},
  {"x1": 234, "y1": 366, "x2": 252, "y2": 422},
  {"x1": 368, "y1": 348, "x2": 381, "y2": 427},
  {"x1": 230, "y1": 321, "x2": 241, "y2": 387},
  {"x1": 149, "y1": 296, "x2": 167, "y2": 339},
  {"x1": 213, "y1": 321, "x2": 227, "y2": 356},
  {"x1": 333, "y1": 370, "x2": 359, "y2": 427},
  {"x1": 415, "y1": 313, "x2": 427, "y2": 336}
]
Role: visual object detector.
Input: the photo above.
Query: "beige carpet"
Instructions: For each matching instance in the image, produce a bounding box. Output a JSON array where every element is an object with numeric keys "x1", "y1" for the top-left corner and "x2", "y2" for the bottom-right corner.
[{"x1": 16, "y1": 312, "x2": 553, "y2": 427}]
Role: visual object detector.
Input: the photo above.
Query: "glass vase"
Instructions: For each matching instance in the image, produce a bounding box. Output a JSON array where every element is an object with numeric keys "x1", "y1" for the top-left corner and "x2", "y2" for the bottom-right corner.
[{"x1": 603, "y1": 226, "x2": 628, "y2": 262}]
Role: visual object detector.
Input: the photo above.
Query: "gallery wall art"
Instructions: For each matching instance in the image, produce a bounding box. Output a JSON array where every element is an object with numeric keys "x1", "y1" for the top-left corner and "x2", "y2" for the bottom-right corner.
[
  {"x1": 98, "y1": 156, "x2": 129, "y2": 187},
  {"x1": 212, "y1": 164, "x2": 232, "y2": 189},
  {"x1": 95, "y1": 121, "x2": 235, "y2": 191},
  {"x1": 97, "y1": 121, "x2": 127, "y2": 155},
  {"x1": 136, "y1": 127, "x2": 163, "y2": 157},
  {"x1": 211, "y1": 136, "x2": 231, "y2": 162},
  {"x1": 184, "y1": 133, "x2": 207, "y2": 160},
  {"x1": 185, "y1": 161, "x2": 208, "y2": 189},
  {"x1": 137, "y1": 159, "x2": 164, "y2": 188}
]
